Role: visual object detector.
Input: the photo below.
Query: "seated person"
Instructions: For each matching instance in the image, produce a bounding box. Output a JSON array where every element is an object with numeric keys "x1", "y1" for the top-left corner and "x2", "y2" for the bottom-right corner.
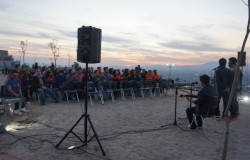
[
  {"x1": 32, "y1": 68, "x2": 59, "y2": 105},
  {"x1": 145, "y1": 70, "x2": 154, "y2": 81},
  {"x1": 44, "y1": 70, "x2": 56, "y2": 89},
  {"x1": 120, "y1": 69, "x2": 130, "y2": 88},
  {"x1": 71, "y1": 68, "x2": 84, "y2": 89},
  {"x1": 97, "y1": 67, "x2": 103, "y2": 76},
  {"x1": 185, "y1": 74, "x2": 217, "y2": 129},
  {"x1": 4, "y1": 70, "x2": 28, "y2": 115},
  {"x1": 153, "y1": 69, "x2": 161, "y2": 81},
  {"x1": 128, "y1": 69, "x2": 140, "y2": 89},
  {"x1": 55, "y1": 70, "x2": 66, "y2": 90},
  {"x1": 100, "y1": 67, "x2": 113, "y2": 89},
  {"x1": 112, "y1": 69, "x2": 121, "y2": 89},
  {"x1": 144, "y1": 70, "x2": 156, "y2": 87},
  {"x1": 64, "y1": 69, "x2": 74, "y2": 90},
  {"x1": 21, "y1": 68, "x2": 33, "y2": 101}
]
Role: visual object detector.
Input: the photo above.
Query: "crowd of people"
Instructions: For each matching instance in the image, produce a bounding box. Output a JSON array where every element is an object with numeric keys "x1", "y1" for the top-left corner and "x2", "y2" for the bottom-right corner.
[
  {"x1": 1, "y1": 63, "x2": 167, "y2": 115},
  {"x1": 1, "y1": 57, "x2": 243, "y2": 130}
]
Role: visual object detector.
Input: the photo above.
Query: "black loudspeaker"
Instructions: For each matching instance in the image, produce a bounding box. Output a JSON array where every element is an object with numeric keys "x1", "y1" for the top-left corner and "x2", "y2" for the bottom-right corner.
[
  {"x1": 77, "y1": 26, "x2": 101, "y2": 63},
  {"x1": 237, "y1": 51, "x2": 246, "y2": 66}
]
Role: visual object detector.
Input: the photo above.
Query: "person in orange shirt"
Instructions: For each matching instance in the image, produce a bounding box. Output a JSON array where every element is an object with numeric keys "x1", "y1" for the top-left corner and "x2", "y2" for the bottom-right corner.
[
  {"x1": 153, "y1": 69, "x2": 161, "y2": 81},
  {"x1": 145, "y1": 70, "x2": 154, "y2": 81}
]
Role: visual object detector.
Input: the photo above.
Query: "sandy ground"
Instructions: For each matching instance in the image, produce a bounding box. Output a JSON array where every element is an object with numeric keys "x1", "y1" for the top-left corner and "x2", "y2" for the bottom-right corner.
[{"x1": 0, "y1": 73, "x2": 250, "y2": 160}]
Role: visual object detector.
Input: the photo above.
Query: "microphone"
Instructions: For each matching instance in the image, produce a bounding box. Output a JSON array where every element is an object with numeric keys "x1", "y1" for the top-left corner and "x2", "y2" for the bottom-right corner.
[
  {"x1": 212, "y1": 66, "x2": 219, "y2": 70},
  {"x1": 191, "y1": 82, "x2": 198, "y2": 85}
]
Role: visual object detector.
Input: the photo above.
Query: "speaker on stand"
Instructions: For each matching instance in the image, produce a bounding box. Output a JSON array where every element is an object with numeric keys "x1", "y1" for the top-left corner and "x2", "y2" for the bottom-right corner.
[
  {"x1": 238, "y1": 51, "x2": 246, "y2": 67},
  {"x1": 77, "y1": 26, "x2": 101, "y2": 63},
  {"x1": 56, "y1": 26, "x2": 106, "y2": 156}
]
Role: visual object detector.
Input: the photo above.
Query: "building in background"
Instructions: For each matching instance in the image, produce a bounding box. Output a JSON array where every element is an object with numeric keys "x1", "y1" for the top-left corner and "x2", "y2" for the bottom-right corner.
[
  {"x1": 0, "y1": 50, "x2": 8, "y2": 60},
  {"x1": 0, "y1": 50, "x2": 20, "y2": 74}
]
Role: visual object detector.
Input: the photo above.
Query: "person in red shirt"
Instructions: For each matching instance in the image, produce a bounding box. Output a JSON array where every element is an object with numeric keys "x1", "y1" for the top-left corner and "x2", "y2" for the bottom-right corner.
[
  {"x1": 113, "y1": 69, "x2": 121, "y2": 89},
  {"x1": 97, "y1": 67, "x2": 103, "y2": 76}
]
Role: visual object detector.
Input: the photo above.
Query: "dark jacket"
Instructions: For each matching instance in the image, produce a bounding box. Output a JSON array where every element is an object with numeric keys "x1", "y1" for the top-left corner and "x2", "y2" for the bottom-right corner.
[
  {"x1": 193, "y1": 84, "x2": 217, "y2": 116},
  {"x1": 31, "y1": 75, "x2": 45, "y2": 92},
  {"x1": 215, "y1": 66, "x2": 233, "y2": 91}
]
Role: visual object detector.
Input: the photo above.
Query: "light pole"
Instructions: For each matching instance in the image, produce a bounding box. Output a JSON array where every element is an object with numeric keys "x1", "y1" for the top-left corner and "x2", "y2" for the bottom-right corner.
[
  {"x1": 194, "y1": 73, "x2": 199, "y2": 82},
  {"x1": 167, "y1": 64, "x2": 175, "y2": 79}
]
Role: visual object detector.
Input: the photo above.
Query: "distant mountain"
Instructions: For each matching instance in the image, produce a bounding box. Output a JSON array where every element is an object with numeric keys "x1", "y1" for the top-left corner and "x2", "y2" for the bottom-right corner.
[{"x1": 106, "y1": 61, "x2": 249, "y2": 84}]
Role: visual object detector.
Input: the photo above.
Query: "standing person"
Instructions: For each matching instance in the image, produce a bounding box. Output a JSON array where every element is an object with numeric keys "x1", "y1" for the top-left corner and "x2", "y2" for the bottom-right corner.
[
  {"x1": 215, "y1": 58, "x2": 233, "y2": 118},
  {"x1": 186, "y1": 74, "x2": 217, "y2": 129},
  {"x1": 4, "y1": 70, "x2": 28, "y2": 115},
  {"x1": 228, "y1": 57, "x2": 243, "y2": 120}
]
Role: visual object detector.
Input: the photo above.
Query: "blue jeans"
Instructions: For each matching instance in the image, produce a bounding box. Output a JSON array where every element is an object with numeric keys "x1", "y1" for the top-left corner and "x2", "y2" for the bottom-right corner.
[
  {"x1": 37, "y1": 88, "x2": 59, "y2": 103},
  {"x1": 4, "y1": 97, "x2": 25, "y2": 110},
  {"x1": 230, "y1": 90, "x2": 239, "y2": 116},
  {"x1": 217, "y1": 90, "x2": 230, "y2": 116}
]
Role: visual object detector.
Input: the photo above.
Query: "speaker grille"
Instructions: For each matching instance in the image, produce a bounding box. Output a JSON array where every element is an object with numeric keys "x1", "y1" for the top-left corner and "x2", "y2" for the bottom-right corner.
[{"x1": 77, "y1": 26, "x2": 101, "y2": 63}]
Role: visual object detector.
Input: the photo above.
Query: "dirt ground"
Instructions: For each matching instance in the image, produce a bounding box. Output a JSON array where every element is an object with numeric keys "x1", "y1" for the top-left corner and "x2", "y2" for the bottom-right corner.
[{"x1": 0, "y1": 74, "x2": 250, "y2": 160}]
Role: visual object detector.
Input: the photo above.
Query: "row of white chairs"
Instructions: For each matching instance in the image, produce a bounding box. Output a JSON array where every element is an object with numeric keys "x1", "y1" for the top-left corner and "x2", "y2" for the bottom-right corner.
[{"x1": 58, "y1": 81, "x2": 165, "y2": 105}]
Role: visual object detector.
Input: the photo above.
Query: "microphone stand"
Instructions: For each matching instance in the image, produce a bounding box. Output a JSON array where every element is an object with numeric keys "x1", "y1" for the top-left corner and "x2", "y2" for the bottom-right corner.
[{"x1": 161, "y1": 87, "x2": 185, "y2": 130}]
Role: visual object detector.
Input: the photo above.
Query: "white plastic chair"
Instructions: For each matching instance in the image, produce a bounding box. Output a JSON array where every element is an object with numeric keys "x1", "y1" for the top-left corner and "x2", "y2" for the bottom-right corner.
[{"x1": 190, "y1": 98, "x2": 220, "y2": 137}]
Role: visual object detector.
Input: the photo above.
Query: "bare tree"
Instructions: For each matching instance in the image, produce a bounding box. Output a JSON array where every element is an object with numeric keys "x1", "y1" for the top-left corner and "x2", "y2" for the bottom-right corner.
[
  {"x1": 20, "y1": 40, "x2": 28, "y2": 65},
  {"x1": 48, "y1": 39, "x2": 61, "y2": 67}
]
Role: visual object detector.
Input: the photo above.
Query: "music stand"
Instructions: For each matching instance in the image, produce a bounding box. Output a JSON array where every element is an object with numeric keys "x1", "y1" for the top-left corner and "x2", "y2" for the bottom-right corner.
[
  {"x1": 56, "y1": 62, "x2": 106, "y2": 156},
  {"x1": 161, "y1": 87, "x2": 185, "y2": 130}
]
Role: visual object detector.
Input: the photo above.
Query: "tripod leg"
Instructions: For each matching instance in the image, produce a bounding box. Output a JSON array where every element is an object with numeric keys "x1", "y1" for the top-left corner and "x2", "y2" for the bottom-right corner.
[
  {"x1": 56, "y1": 114, "x2": 86, "y2": 148},
  {"x1": 87, "y1": 116, "x2": 106, "y2": 156}
]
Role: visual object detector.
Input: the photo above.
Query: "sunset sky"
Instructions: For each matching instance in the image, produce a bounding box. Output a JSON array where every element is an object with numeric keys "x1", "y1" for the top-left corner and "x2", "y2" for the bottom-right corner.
[{"x1": 0, "y1": 0, "x2": 249, "y2": 67}]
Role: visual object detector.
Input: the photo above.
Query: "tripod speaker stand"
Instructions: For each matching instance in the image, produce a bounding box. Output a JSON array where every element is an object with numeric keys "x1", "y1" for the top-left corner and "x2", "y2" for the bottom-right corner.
[
  {"x1": 56, "y1": 62, "x2": 106, "y2": 156},
  {"x1": 161, "y1": 87, "x2": 185, "y2": 130}
]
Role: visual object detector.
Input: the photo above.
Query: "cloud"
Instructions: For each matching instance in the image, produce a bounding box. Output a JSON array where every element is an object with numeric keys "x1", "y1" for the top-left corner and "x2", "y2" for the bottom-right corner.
[
  {"x1": 103, "y1": 35, "x2": 128, "y2": 43},
  {"x1": 0, "y1": 30, "x2": 54, "y2": 39},
  {"x1": 56, "y1": 29, "x2": 76, "y2": 39},
  {"x1": 161, "y1": 41, "x2": 233, "y2": 52},
  {"x1": 0, "y1": 2, "x2": 9, "y2": 11}
]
